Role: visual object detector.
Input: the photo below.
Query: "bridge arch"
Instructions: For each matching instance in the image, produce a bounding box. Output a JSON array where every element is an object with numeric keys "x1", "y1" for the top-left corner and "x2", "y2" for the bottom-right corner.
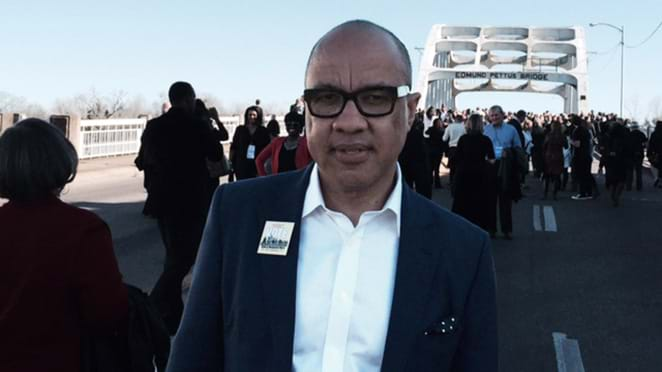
[{"x1": 416, "y1": 25, "x2": 589, "y2": 113}]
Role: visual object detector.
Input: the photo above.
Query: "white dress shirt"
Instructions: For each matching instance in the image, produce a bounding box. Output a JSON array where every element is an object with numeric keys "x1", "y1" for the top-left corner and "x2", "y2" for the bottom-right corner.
[
  {"x1": 292, "y1": 164, "x2": 402, "y2": 372},
  {"x1": 442, "y1": 122, "x2": 466, "y2": 148}
]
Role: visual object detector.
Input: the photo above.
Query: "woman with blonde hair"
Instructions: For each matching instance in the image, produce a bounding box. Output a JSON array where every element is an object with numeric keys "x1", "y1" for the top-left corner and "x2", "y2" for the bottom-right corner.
[{"x1": 451, "y1": 113, "x2": 496, "y2": 230}]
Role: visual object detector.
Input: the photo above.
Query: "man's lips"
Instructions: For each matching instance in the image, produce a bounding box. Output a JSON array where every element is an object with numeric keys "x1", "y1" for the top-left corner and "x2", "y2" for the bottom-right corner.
[{"x1": 331, "y1": 144, "x2": 372, "y2": 163}]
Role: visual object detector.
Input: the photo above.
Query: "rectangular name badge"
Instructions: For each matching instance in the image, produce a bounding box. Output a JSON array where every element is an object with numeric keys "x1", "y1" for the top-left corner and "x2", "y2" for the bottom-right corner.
[
  {"x1": 257, "y1": 221, "x2": 295, "y2": 256},
  {"x1": 247, "y1": 145, "x2": 256, "y2": 160}
]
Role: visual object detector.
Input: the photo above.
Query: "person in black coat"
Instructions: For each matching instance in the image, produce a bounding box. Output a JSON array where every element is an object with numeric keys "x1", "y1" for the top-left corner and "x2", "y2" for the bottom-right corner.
[
  {"x1": 452, "y1": 113, "x2": 495, "y2": 231},
  {"x1": 570, "y1": 116, "x2": 595, "y2": 200},
  {"x1": 530, "y1": 119, "x2": 546, "y2": 178},
  {"x1": 230, "y1": 105, "x2": 271, "y2": 180},
  {"x1": 647, "y1": 120, "x2": 662, "y2": 187},
  {"x1": 606, "y1": 120, "x2": 629, "y2": 206},
  {"x1": 399, "y1": 115, "x2": 432, "y2": 199},
  {"x1": 425, "y1": 117, "x2": 445, "y2": 189},
  {"x1": 625, "y1": 123, "x2": 648, "y2": 191},
  {"x1": 135, "y1": 81, "x2": 223, "y2": 334},
  {"x1": 194, "y1": 99, "x2": 229, "y2": 202}
]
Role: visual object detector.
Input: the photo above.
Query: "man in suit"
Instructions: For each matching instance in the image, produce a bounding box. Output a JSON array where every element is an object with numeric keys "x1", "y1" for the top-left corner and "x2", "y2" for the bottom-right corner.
[
  {"x1": 167, "y1": 20, "x2": 497, "y2": 372},
  {"x1": 135, "y1": 81, "x2": 223, "y2": 334}
]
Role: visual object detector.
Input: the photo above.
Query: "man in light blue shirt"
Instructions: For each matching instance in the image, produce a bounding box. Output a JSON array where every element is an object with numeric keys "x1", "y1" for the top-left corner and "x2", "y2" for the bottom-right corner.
[{"x1": 484, "y1": 105, "x2": 522, "y2": 240}]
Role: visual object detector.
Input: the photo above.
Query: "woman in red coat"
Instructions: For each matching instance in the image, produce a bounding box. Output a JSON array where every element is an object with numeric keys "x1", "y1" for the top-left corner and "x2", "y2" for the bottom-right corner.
[
  {"x1": 255, "y1": 112, "x2": 312, "y2": 176},
  {"x1": 0, "y1": 119, "x2": 128, "y2": 372}
]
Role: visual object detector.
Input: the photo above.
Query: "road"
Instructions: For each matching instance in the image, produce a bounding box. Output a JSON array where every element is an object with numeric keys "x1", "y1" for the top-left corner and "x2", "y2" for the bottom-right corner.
[{"x1": 62, "y1": 155, "x2": 661, "y2": 371}]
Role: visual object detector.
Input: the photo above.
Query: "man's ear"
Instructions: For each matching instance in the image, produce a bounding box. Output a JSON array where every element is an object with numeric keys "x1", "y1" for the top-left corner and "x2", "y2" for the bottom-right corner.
[{"x1": 406, "y1": 92, "x2": 421, "y2": 128}]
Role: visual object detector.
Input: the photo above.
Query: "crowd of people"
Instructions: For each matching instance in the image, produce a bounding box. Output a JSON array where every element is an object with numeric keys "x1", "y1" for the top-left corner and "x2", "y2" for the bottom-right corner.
[
  {"x1": 3, "y1": 19, "x2": 662, "y2": 372},
  {"x1": 398, "y1": 104, "x2": 662, "y2": 237}
]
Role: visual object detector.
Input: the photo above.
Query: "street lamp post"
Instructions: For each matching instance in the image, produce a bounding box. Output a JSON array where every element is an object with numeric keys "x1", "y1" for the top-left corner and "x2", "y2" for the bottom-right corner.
[{"x1": 590, "y1": 22, "x2": 625, "y2": 118}]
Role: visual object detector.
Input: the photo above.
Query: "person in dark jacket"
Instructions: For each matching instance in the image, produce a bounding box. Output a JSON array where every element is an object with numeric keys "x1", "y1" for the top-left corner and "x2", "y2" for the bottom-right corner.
[
  {"x1": 647, "y1": 120, "x2": 662, "y2": 188},
  {"x1": 266, "y1": 115, "x2": 281, "y2": 141},
  {"x1": 606, "y1": 120, "x2": 629, "y2": 206},
  {"x1": 399, "y1": 116, "x2": 432, "y2": 198},
  {"x1": 135, "y1": 81, "x2": 223, "y2": 334},
  {"x1": 425, "y1": 117, "x2": 445, "y2": 189},
  {"x1": 530, "y1": 118, "x2": 546, "y2": 178},
  {"x1": 542, "y1": 120, "x2": 567, "y2": 200},
  {"x1": 0, "y1": 118, "x2": 128, "y2": 372},
  {"x1": 194, "y1": 99, "x2": 229, "y2": 200},
  {"x1": 625, "y1": 123, "x2": 648, "y2": 191},
  {"x1": 570, "y1": 116, "x2": 595, "y2": 200},
  {"x1": 230, "y1": 105, "x2": 271, "y2": 180},
  {"x1": 452, "y1": 113, "x2": 495, "y2": 230}
]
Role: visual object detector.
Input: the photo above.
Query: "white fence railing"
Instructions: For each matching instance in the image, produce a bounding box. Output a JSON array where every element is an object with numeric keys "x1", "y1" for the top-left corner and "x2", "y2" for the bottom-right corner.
[
  {"x1": 79, "y1": 118, "x2": 147, "y2": 159},
  {"x1": 78, "y1": 115, "x2": 287, "y2": 159}
]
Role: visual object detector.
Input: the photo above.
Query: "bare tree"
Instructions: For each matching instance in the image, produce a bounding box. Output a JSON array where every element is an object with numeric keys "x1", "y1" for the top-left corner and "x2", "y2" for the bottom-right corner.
[
  {"x1": 53, "y1": 88, "x2": 128, "y2": 119},
  {"x1": 0, "y1": 91, "x2": 47, "y2": 119}
]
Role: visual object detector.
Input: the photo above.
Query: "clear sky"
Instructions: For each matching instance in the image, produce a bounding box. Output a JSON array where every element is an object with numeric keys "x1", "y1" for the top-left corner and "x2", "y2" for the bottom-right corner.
[{"x1": 1, "y1": 0, "x2": 661, "y2": 119}]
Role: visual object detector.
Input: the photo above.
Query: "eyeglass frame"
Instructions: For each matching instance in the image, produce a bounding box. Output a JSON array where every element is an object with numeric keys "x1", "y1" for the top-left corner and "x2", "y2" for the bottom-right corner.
[{"x1": 303, "y1": 85, "x2": 411, "y2": 118}]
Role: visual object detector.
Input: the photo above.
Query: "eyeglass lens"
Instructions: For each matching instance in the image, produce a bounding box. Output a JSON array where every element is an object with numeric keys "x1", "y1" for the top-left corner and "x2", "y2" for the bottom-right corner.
[{"x1": 308, "y1": 88, "x2": 397, "y2": 116}]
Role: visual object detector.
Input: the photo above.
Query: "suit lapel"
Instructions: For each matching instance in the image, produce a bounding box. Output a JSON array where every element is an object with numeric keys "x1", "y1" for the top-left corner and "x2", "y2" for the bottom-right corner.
[
  {"x1": 258, "y1": 166, "x2": 312, "y2": 370},
  {"x1": 381, "y1": 186, "x2": 440, "y2": 372}
]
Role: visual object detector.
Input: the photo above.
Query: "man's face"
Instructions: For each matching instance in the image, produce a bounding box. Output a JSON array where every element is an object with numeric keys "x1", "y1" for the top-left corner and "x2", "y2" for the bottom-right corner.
[
  {"x1": 304, "y1": 29, "x2": 419, "y2": 193},
  {"x1": 488, "y1": 109, "x2": 504, "y2": 125}
]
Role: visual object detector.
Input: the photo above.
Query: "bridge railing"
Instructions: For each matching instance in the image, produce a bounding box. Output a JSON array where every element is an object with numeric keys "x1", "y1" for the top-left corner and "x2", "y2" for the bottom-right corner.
[
  {"x1": 79, "y1": 118, "x2": 147, "y2": 159},
  {"x1": 76, "y1": 115, "x2": 286, "y2": 159}
]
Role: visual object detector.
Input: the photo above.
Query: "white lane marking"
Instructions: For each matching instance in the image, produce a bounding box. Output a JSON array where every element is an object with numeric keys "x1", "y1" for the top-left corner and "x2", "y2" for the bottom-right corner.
[
  {"x1": 553, "y1": 332, "x2": 586, "y2": 372},
  {"x1": 543, "y1": 206, "x2": 558, "y2": 232},
  {"x1": 533, "y1": 205, "x2": 542, "y2": 231}
]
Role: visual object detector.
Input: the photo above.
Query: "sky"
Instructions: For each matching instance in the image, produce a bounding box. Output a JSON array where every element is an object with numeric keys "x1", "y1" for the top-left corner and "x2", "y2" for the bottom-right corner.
[{"x1": 1, "y1": 0, "x2": 661, "y2": 120}]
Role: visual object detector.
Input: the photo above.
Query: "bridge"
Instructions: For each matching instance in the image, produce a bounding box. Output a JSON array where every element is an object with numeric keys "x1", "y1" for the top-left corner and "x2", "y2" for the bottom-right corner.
[{"x1": 416, "y1": 25, "x2": 589, "y2": 113}]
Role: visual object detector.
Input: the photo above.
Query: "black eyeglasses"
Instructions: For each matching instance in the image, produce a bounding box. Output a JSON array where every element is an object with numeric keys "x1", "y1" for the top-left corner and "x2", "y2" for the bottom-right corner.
[{"x1": 303, "y1": 85, "x2": 410, "y2": 118}]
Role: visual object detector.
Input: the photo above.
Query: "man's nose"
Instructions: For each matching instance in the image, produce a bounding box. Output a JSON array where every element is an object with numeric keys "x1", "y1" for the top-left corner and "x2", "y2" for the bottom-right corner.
[{"x1": 332, "y1": 99, "x2": 367, "y2": 133}]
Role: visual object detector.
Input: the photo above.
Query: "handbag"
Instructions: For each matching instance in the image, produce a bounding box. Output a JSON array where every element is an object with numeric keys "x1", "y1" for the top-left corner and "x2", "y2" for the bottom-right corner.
[{"x1": 207, "y1": 150, "x2": 232, "y2": 178}]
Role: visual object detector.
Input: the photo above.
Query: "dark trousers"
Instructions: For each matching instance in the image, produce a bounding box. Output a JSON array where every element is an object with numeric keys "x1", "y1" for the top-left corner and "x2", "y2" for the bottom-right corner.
[
  {"x1": 151, "y1": 211, "x2": 207, "y2": 334},
  {"x1": 626, "y1": 158, "x2": 643, "y2": 190},
  {"x1": 447, "y1": 147, "x2": 458, "y2": 184},
  {"x1": 429, "y1": 151, "x2": 443, "y2": 187},
  {"x1": 402, "y1": 163, "x2": 432, "y2": 199},
  {"x1": 544, "y1": 174, "x2": 561, "y2": 196},
  {"x1": 574, "y1": 157, "x2": 593, "y2": 197},
  {"x1": 488, "y1": 162, "x2": 513, "y2": 234}
]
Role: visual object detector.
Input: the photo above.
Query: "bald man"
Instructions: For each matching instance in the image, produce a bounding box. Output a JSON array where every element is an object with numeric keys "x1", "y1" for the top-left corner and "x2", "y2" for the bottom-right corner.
[{"x1": 167, "y1": 20, "x2": 497, "y2": 372}]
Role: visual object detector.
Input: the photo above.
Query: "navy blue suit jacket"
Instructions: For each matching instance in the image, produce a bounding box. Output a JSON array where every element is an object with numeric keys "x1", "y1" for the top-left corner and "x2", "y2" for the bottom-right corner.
[{"x1": 167, "y1": 166, "x2": 498, "y2": 372}]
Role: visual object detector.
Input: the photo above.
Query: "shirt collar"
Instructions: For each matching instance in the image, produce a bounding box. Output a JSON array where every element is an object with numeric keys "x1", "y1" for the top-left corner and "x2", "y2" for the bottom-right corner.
[{"x1": 302, "y1": 163, "x2": 402, "y2": 234}]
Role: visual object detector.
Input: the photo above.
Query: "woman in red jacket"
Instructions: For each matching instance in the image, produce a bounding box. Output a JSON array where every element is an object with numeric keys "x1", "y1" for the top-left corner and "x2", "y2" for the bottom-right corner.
[
  {"x1": 255, "y1": 111, "x2": 312, "y2": 176},
  {"x1": 0, "y1": 119, "x2": 128, "y2": 372}
]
